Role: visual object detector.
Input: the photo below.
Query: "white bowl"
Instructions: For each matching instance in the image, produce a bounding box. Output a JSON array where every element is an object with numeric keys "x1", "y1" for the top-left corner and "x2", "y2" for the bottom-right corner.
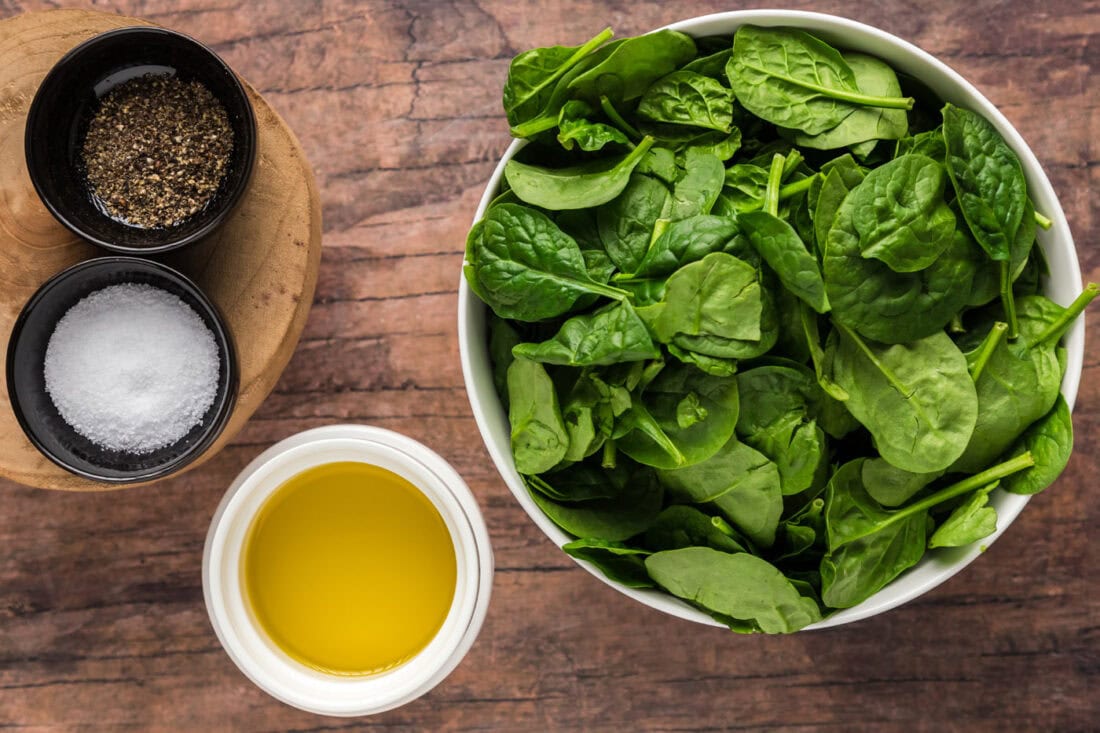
[
  {"x1": 458, "y1": 10, "x2": 1085, "y2": 631},
  {"x1": 202, "y1": 425, "x2": 493, "y2": 715}
]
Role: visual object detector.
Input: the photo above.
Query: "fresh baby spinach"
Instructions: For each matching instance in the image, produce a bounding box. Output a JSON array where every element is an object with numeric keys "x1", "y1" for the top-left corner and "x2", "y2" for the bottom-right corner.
[{"x1": 471, "y1": 23, "x2": 1093, "y2": 633}]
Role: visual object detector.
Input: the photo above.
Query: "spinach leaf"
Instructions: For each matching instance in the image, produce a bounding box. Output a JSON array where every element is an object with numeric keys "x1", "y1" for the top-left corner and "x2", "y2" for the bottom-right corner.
[
  {"x1": 636, "y1": 147, "x2": 679, "y2": 183},
  {"x1": 503, "y1": 28, "x2": 613, "y2": 127},
  {"x1": 489, "y1": 316, "x2": 521, "y2": 404},
  {"x1": 1000, "y1": 393, "x2": 1072, "y2": 495},
  {"x1": 562, "y1": 538, "x2": 654, "y2": 588},
  {"x1": 631, "y1": 214, "x2": 749, "y2": 278},
  {"x1": 829, "y1": 325, "x2": 978, "y2": 473},
  {"x1": 669, "y1": 147, "x2": 726, "y2": 220},
  {"x1": 727, "y1": 26, "x2": 913, "y2": 136},
  {"x1": 658, "y1": 436, "x2": 783, "y2": 548},
  {"x1": 861, "y1": 457, "x2": 942, "y2": 507},
  {"x1": 556, "y1": 100, "x2": 632, "y2": 152},
  {"x1": 646, "y1": 548, "x2": 822, "y2": 633},
  {"x1": 567, "y1": 30, "x2": 698, "y2": 104},
  {"x1": 793, "y1": 53, "x2": 909, "y2": 150},
  {"x1": 637, "y1": 253, "x2": 763, "y2": 344},
  {"x1": 617, "y1": 363, "x2": 740, "y2": 469},
  {"x1": 504, "y1": 136, "x2": 656, "y2": 210},
  {"x1": 528, "y1": 467, "x2": 663, "y2": 541},
  {"x1": 637, "y1": 71, "x2": 734, "y2": 132},
  {"x1": 508, "y1": 357, "x2": 569, "y2": 474},
  {"x1": 951, "y1": 294, "x2": 1086, "y2": 472},
  {"x1": 735, "y1": 365, "x2": 833, "y2": 496},
  {"x1": 666, "y1": 344, "x2": 738, "y2": 377},
  {"x1": 927, "y1": 483, "x2": 998, "y2": 549},
  {"x1": 643, "y1": 505, "x2": 747, "y2": 554},
  {"x1": 513, "y1": 302, "x2": 659, "y2": 367},
  {"x1": 843, "y1": 154, "x2": 957, "y2": 273},
  {"x1": 812, "y1": 168, "x2": 850, "y2": 255},
  {"x1": 527, "y1": 463, "x2": 620, "y2": 502},
  {"x1": 824, "y1": 187, "x2": 975, "y2": 343},
  {"x1": 465, "y1": 204, "x2": 628, "y2": 321},
  {"x1": 739, "y1": 210, "x2": 830, "y2": 313},
  {"x1": 942, "y1": 104, "x2": 1027, "y2": 263},
  {"x1": 720, "y1": 163, "x2": 770, "y2": 213},
  {"x1": 596, "y1": 173, "x2": 670, "y2": 272}
]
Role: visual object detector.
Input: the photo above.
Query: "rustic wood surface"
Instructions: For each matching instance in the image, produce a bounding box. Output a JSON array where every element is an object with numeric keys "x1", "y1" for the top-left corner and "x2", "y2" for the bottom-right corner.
[
  {"x1": 0, "y1": 0, "x2": 1096, "y2": 730},
  {"x1": 0, "y1": 9, "x2": 322, "y2": 490}
]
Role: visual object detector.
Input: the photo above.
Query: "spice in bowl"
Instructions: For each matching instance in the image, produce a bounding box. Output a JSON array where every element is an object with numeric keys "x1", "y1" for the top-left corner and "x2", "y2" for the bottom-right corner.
[
  {"x1": 43, "y1": 283, "x2": 220, "y2": 453},
  {"x1": 81, "y1": 74, "x2": 233, "y2": 229}
]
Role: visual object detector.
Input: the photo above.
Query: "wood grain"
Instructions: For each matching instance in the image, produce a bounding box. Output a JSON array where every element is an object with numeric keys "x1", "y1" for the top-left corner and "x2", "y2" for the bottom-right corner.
[
  {"x1": 0, "y1": 0, "x2": 1097, "y2": 730},
  {"x1": 0, "y1": 9, "x2": 322, "y2": 490}
]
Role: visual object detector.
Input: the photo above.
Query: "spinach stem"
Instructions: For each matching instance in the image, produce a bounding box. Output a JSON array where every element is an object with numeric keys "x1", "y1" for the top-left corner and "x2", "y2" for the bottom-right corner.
[
  {"x1": 1028, "y1": 282, "x2": 1099, "y2": 350},
  {"x1": 898, "y1": 452, "x2": 1034, "y2": 521},
  {"x1": 711, "y1": 516, "x2": 737, "y2": 538},
  {"x1": 764, "y1": 153, "x2": 784, "y2": 217},
  {"x1": 778, "y1": 174, "x2": 820, "y2": 200},
  {"x1": 584, "y1": 279, "x2": 633, "y2": 302},
  {"x1": 1034, "y1": 209, "x2": 1053, "y2": 230},
  {"x1": 599, "y1": 95, "x2": 642, "y2": 140},
  {"x1": 508, "y1": 27, "x2": 614, "y2": 139},
  {"x1": 1000, "y1": 261, "x2": 1020, "y2": 340},
  {"x1": 968, "y1": 322, "x2": 1008, "y2": 382},
  {"x1": 601, "y1": 439, "x2": 617, "y2": 469},
  {"x1": 781, "y1": 149, "x2": 803, "y2": 180}
]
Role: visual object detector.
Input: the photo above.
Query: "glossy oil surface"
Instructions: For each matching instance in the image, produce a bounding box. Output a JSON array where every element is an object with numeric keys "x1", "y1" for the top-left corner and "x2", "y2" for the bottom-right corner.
[{"x1": 242, "y1": 461, "x2": 457, "y2": 675}]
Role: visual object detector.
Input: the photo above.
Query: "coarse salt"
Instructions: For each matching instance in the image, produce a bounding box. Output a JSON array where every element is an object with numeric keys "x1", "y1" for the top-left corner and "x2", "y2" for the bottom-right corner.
[{"x1": 44, "y1": 283, "x2": 220, "y2": 454}]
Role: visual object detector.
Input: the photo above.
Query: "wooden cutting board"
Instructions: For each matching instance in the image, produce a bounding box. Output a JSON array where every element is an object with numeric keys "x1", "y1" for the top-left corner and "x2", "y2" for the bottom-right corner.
[{"x1": 0, "y1": 9, "x2": 322, "y2": 490}]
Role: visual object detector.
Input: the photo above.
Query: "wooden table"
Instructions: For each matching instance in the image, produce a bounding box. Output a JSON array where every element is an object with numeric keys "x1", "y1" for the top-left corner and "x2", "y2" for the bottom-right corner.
[{"x1": 1, "y1": 1, "x2": 1096, "y2": 730}]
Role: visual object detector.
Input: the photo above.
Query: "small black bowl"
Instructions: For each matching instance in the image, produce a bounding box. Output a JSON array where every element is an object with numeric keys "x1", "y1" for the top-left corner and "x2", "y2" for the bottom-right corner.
[
  {"x1": 7, "y1": 257, "x2": 238, "y2": 484},
  {"x1": 24, "y1": 27, "x2": 257, "y2": 254}
]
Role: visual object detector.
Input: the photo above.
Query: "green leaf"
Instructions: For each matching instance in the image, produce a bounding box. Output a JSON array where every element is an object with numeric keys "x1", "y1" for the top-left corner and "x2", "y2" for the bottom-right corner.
[
  {"x1": 793, "y1": 53, "x2": 909, "y2": 150},
  {"x1": 637, "y1": 70, "x2": 734, "y2": 132},
  {"x1": 1000, "y1": 393, "x2": 1072, "y2": 495},
  {"x1": 812, "y1": 168, "x2": 850, "y2": 255},
  {"x1": 556, "y1": 100, "x2": 631, "y2": 151},
  {"x1": 739, "y1": 210, "x2": 829, "y2": 313},
  {"x1": 596, "y1": 173, "x2": 670, "y2": 273},
  {"x1": 631, "y1": 214, "x2": 750, "y2": 278},
  {"x1": 829, "y1": 326, "x2": 977, "y2": 473},
  {"x1": 562, "y1": 538, "x2": 654, "y2": 588},
  {"x1": 513, "y1": 302, "x2": 660, "y2": 367},
  {"x1": 727, "y1": 26, "x2": 912, "y2": 136},
  {"x1": 465, "y1": 204, "x2": 628, "y2": 321},
  {"x1": 824, "y1": 193, "x2": 975, "y2": 343},
  {"x1": 643, "y1": 505, "x2": 747, "y2": 554},
  {"x1": 942, "y1": 104, "x2": 1027, "y2": 262},
  {"x1": 844, "y1": 155, "x2": 957, "y2": 273},
  {"x1": 658, "y1": 435, "x2": 783, "y2": 548},
  {"x1": 928, "y1": 483, "x2": 998, "y2": 548},
  {"x1": 617, "y1": 363, "x2": 739, "y2": 470},
  {"x1": 567, "y1": 30, "x2": 698, "y2": 104},
  {"x1": 636, "y1": 252, "x2": 763, "y2": 345},
  {"x1": 507, "y1": 357, "x2": 569, "y2": 474},
  {"x1": 503, "y1": 28, "x2": 613, "y2": 127},
  {"x1": 861, "y1": 457, "x2": 941, "y2": 507},
  {"x1": 646, "y1": 548, "x2": 822, "y2": 633},
  {"x1": 528, "y1": 468, "x2": 663, "y2": 541},
  {"x1": 504, "y1": 136, "x2": 655, "y2": 211},
  {"x1": 669, "y1": 147, "x2": 726, "y2": 220}
]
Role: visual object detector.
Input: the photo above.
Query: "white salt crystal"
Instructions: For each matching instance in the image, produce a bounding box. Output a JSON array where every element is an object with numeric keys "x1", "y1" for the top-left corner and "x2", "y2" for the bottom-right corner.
[{"x1": 43, "y1": 283, "x2": 221, "y2": 454}]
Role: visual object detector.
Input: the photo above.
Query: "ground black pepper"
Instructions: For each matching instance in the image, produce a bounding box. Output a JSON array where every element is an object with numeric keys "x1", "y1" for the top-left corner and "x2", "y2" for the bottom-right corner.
[{"x1": 81, "y1": 74, "x2": 234, "y2": 229}]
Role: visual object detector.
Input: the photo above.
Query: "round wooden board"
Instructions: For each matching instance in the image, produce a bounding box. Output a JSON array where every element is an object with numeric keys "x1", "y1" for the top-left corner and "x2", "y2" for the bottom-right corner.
[{"x1": 0, "y1": 9, "x2": 322, "y2": 490}]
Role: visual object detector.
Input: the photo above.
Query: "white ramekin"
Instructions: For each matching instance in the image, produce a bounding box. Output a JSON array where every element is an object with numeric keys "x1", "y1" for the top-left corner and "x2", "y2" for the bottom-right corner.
[
  {"x1": 457, "y1": 10, "x2": 1084, "y2": 631},
  {"x1": 202, "y1": 425, "x2": 493, "y2": 716}
]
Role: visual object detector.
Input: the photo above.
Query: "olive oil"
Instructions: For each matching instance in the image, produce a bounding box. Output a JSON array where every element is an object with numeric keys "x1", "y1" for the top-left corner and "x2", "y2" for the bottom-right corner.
[{"x1": 242, "y1": 462, "x2": 457, "y2": 676}]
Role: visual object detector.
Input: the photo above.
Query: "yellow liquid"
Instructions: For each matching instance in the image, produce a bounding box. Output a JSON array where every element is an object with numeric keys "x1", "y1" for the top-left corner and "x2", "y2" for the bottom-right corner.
[{"x1": 241, "y1": 462, "x2": 457, "y2": 676}]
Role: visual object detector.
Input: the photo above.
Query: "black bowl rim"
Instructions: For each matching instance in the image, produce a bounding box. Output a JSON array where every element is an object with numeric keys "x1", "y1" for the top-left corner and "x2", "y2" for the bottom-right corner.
[
  {"x1": 6, "y1": 256, "x2": 239, "y2": 484},
  {"x1": 23, "y1": 25, "x2": 258, "y2": 255}
]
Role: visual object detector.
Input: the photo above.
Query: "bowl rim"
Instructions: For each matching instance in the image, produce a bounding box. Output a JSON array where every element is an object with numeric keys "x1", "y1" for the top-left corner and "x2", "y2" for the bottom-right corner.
[
  {"x1": 6, "y1": 255, "x2": 239, "y2": 484},
  {"x1": 458, "y1": 9, "x2": 1085, "y2": 631},
  {"x1": 23, "y1": 25, "x2": 258, "y2": 255}
]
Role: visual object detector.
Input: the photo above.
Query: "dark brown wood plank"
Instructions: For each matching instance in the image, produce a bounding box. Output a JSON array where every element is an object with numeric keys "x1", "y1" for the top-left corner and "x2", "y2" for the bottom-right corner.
[{"x1": 1, "y1": 0, "x2": 1097, "y2": 730}]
